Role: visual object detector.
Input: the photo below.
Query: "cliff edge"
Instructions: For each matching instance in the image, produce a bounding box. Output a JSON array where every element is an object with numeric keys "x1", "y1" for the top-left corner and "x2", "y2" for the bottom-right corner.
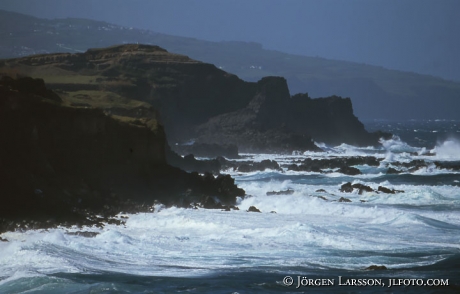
[
  {"x1": 1, "y1": 44, "x2": 390, "y2": 154},
  {"x1": 0, "y1": 76, "x2": 244, "y2": 232}
]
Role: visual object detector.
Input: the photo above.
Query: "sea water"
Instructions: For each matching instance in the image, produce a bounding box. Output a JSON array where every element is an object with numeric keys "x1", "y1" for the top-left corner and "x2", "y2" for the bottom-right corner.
[{"x1": 1, "y1": 119, "x2": 459, "y2": 293}]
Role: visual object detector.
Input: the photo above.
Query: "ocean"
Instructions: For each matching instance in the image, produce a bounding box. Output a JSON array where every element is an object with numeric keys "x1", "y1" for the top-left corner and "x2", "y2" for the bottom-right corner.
[{"x1": 1, "y1": 119, "x2": 459, "y2": 293}]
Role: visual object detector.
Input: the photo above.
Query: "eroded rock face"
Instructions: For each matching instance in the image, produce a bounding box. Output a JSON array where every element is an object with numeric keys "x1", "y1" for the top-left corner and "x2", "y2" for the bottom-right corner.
[
  {"x1": 339, "y1": 182, "x2": 404, "y2": 195},
  {"x1": 2, "y1": 44, "x2": 390, "y2": 154},
  {"x1": 247, "y1": 206, "x2": 261, "y2": 213},
  {"x1": 286, "y1": 156, "x2": 380, "y2": 174},
  {"x1": 0, "y1": 76, "x2": 245, "y2": 233},
  {"x1": 194, "y1": 77, "x2": 388, "y2": 152}
]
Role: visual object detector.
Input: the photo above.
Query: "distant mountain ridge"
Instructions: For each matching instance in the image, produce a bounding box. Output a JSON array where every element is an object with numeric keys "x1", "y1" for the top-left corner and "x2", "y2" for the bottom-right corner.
[{"x1": 1, "y1": 9, "x2": 459, "y2": 120}]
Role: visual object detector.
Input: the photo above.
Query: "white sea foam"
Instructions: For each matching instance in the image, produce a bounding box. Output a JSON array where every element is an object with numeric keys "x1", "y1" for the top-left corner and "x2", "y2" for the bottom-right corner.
[
  {"x1": 380, "y1": 136, "x2": 421, "y2": 154},
  {"x1": 1, "y1": 192, "x2": 459, "y2": 280},
  {"x1": 1, "y1": 138, "x2": 460, "y2": 283},
  {"x1": 433, "y1": 137, "x2": 460, "y2": 160}
]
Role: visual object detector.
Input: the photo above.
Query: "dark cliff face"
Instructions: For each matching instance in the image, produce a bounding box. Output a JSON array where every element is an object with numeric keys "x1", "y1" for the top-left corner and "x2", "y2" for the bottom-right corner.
[
  {"x1": 0, "y1": 76, "x2": 244, "y2": 231},
  {"x1": 285, "y1": 94, "x2": 373, "y2": 146},
  {"x1": 0, "y1": 76, "x2": 164, "y2": 217},
  {"x1": 1, "y1": 44, "x2": 388, "y2": 152},
  {"x1": 195, "y1": 77, "x2": 386, "y2": 151}
]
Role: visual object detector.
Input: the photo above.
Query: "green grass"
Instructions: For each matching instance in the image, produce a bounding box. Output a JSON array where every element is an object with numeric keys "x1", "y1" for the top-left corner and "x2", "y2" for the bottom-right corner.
[{"x1": 61, "y1": 90, "x2": 151, "y2": 109}]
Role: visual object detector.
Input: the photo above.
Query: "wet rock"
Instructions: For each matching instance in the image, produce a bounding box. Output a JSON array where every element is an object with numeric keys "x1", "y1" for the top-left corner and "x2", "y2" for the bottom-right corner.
[
  {"x1": 247, "y1": 206, "x2": 261, "y2": 213},
  {"x1": 340, "y1": 182, "x2": 354, "y2": 193},
  {"x1": 318, "y1": 196, "x2": 328, "y2": 201},
  {"x1": 340, "y1": 182, "x2": 374, "y2": 194},
  {"x1": 166, "y1": 150, "x2": 221, "y2": 174},
  {"x1": 339, "y1": 197, "x2": 352, "y2": 202},
  {"x1": 266, "y1": 189, "x2": 294, "y2": 196},
  {"x1": 316, "y1": 189, "x2": 327, "y2": 193},
  {"x1": 378, "y1": 186, "x2": 395, "y2": 194},
  {"x1": 221, "y1": 205, "x2": 239, "y2": 212},
  {"x1": 386, "y1": 167, "x2": 401, "y2": 174},
  {"x1": 237, "y1": 159, "x2": 281, "y2": 172},
  {"x1": 352, "y1": 183, "x2": 374, "y2": 194},
  {"x1": 392, "y1": 159, "x2": 427, "y2": 172},
  {"x1": 338, "y1": 166, "x2": 361, "y2": 175},
  {"x1": 435, "y1": 161, "x2": 460, "y2": 171},
  {"x1": 377, "y1": 186, "x2": 404, "y2": 194},
  {"x1": 237, "y1": 163, "x2": 253, "y2": 173},
  {"x1": 201, "y1": 196, "x2": 223, "y2": 209},
  {"x1": 66, "y1": 231, "x2": 99, "y2": 238},
  {"x1": 286, "y1": 156, "x2": 380, "y2": 173},
  {"x1": 365, "y1": 265, "x2": 387, "y2": 270},
  {"x1": 0, "y1": 237, "x2": 8, "y2": 242}
]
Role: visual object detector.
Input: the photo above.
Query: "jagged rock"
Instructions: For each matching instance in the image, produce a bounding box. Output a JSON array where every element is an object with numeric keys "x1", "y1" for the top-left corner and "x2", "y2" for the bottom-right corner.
[
  {"x1": 392, "y1": 160, "x2": 427, "y2": 172},
  {"x1": 377, "y1": 186, "x2": 404, "y2": 194},
  {"x1": 339, "y1": 197, "x2": 352, "y2": 202},
  {"x1": 338, "y1": 166, "x2": 362, "y2": 175},
  {"x1": 387, "y1": 167, "x2": 401, "y2": 174},
  {"x1": 435, "y1": 161, "x2": 460, "y2": 171},
  {"x1": 66, "y1": 231, "x2": 99, "y2": 238},
  {"x1": 340, "y1": 182, "x2": 354, "y2": 193},
  {"x1": 340, "y1": 182, "x2": 374, "y2": 194},
  {"x1": 365, "y1": 265, "x2": 387, "y2": 270},
  {"x1": 352, "y1": 183, "x2": 374, "y2": 194},
  {"x1": 247, "y1": 206, "x2": 261, "y2": 213},
  {"x1": 201, "y1": 196, "x2": 224, "y2": 209},
  {"x1": 166, "y1": 150, "x2": 221, "y2": 174},
  {"x1": 237, "y1": 159, "x2": 281, "y2": 172},
  {"x1": 237, "y1": 164, "x2": 252, "y2": 173},
  {"x1": 287, "y1": 156, "x2": 380, "y2": 173},
  {"x1": 221, "y1": 205, "x2": 239, "y2": 211},
  {"x1": 266, "y1": 189, "x2": 294, "y2": 196},
  {"x1": 378, "y1": 186, "x2": 394, "y2": 194}
]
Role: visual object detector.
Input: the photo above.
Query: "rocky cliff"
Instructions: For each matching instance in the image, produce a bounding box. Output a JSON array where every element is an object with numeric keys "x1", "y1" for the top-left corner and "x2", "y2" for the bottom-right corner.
[
  {"x1": 194, "y1": 77, "x2": 389, "y2": 151},
  {"x1": 0, "y1": 44, "x2": 389, "y2": 154},
  {"x1": 0, "y1": 76, "x2": 244, "y2": 232}
]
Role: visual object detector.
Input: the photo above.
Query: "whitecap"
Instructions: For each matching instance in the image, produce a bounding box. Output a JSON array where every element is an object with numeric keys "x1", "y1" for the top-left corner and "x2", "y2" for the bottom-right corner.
[{"x1": 432, "y1": 137, "x2": 460, "y2": 160}]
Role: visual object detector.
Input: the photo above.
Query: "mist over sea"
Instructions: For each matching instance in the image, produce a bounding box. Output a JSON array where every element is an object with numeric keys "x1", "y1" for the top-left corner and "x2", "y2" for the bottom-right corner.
[{"x1": 1, "y1": 119, "x2": 459, "y2": 293}]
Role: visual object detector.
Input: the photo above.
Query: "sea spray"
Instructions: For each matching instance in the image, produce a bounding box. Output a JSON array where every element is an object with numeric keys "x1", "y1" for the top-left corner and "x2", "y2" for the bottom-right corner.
[{"x1": 433, "y1": 137, "x2": 460, "y2": 160}]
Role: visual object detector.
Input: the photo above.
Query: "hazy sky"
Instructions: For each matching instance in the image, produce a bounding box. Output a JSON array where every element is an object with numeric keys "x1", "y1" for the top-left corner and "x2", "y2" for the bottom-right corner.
[{"x1": 1, "y1": 0, "x2": 459, "y2": 81}]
